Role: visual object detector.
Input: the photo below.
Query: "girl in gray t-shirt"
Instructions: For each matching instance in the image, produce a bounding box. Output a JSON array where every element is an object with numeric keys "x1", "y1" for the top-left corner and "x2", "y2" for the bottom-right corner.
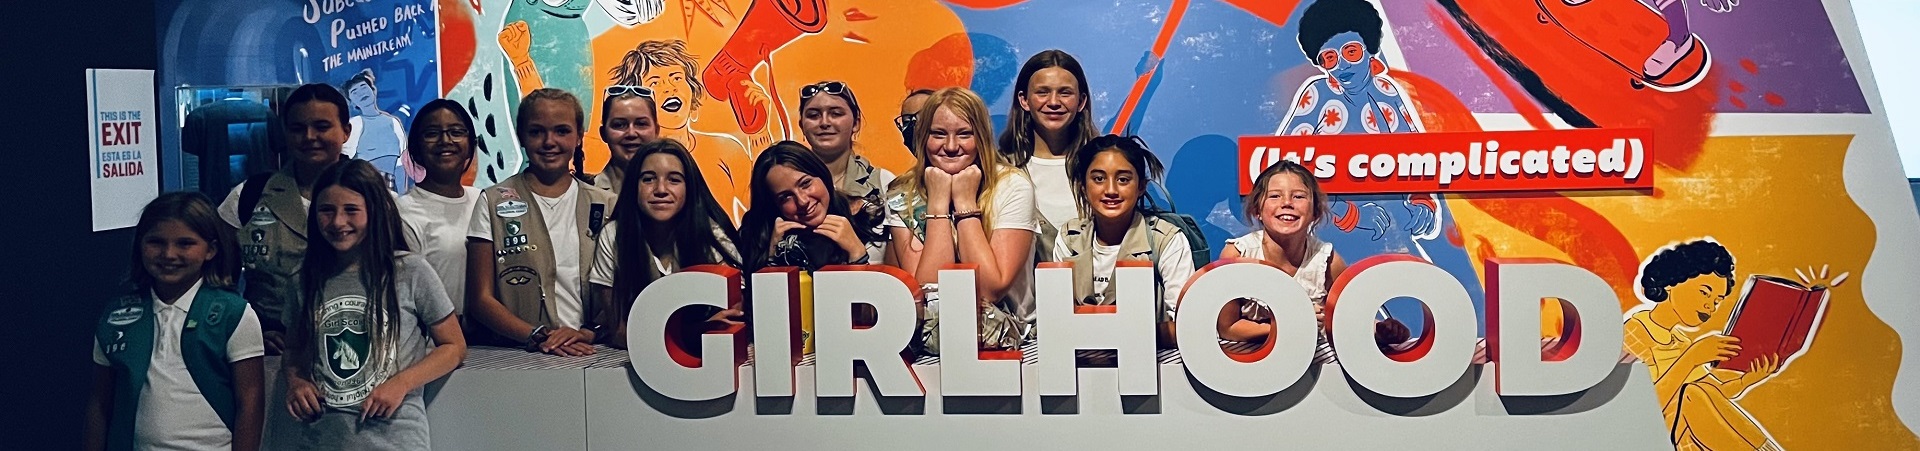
[{"x1": 280, "y1": 159, "x2": 466, "y2": 450}]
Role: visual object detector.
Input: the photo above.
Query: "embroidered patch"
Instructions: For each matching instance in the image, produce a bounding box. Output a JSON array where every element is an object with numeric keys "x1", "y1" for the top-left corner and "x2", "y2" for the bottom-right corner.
[
  {"x1": 248, "y1": 206, "x2": 276, "y2": 226},
  {"x1": 500, "y1": 266, "x2": 540, "y2": 286},
  {"x1": 107, "y1": 306, "x2": 142, "y2": 326},
  {"x1": 205, "y1": 302, "x2": 225, "y2": 327},
  {"x1": 505, "y1": 221, "x2": 523, "y2": 236},
  {"x1": 885, "y1": 193, "x2": 908, "y2": 212},
  {"x1": 503, "y1": 234, "x2": 530, "y2": 248},
  {"x1": 105, "y1": 331, "x2": 128, "y2": 353},
  {"x1": 497, "y1": 200, "x2": 529, "y2": 218}
]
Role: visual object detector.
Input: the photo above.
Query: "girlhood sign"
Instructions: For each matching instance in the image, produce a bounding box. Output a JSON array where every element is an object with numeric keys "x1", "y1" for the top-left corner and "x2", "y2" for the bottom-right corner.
[{"x1": 596, "y1": 259, "x2": 1675, "y2": 449}]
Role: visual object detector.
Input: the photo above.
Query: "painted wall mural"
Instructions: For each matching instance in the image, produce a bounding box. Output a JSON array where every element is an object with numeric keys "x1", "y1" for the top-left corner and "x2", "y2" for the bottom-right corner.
[{"x1": 158, "y1": 0, "x2": 1919, "y2": 449}]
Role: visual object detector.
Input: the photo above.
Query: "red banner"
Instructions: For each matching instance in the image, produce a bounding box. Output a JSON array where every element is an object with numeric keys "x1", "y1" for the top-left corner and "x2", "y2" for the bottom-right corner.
[{"x1": 1236, "y1": 128, "x2": 1654, "y2": 194}]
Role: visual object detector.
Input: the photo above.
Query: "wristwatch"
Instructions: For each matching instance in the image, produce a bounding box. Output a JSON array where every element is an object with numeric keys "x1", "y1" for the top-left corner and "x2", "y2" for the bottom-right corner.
[
  {"x1": 582, "y1": 322, "x2": 608, "y2": 344},
  {"x1": 527, "y1": 324, "x2": 551, "y2": 344}
]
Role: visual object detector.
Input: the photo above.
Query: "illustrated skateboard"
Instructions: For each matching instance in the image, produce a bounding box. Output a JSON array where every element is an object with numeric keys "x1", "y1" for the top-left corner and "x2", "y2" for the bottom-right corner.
[{"x1": 1536, "y1": 0, "x2": 1711, "y2": 92}]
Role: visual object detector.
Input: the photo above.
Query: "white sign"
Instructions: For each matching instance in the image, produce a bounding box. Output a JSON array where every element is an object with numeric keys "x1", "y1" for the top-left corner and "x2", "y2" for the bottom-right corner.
[
  {"x1": 85, "y1": 69, "x2": 159, "y2": 231},
  {"x1": 630, "y1": 258, "x2": 1628, "y2": 403}
]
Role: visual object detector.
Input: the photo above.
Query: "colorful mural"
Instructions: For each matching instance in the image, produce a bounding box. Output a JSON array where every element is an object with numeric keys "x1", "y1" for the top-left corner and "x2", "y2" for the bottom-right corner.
[
  {"x1": 156, "y1": 0, "x2": 1918, "y2": 448},
  {"x1": 159, "y1": 0, "x2": 439, "y2": 194}
]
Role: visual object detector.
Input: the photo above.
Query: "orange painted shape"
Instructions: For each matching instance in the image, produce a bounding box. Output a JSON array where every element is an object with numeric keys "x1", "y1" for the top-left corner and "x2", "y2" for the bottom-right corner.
[
  {"x1": 1218, "y1": 0, "x2": 1306, "y2": 28},
  {"x1": 1535, "y1": 0, "x2": 1708, "y2": 89},
  {"x1": 941, "y1": 0, "x2": 1030, "y2": 10},
  {"x1": 437, "y1": 0, "x2": 477, "y2": 94},
  {"x1": 1462, "y1": 194, "x2": 1640, "y2": 310},
  {"x1": 1110, "y1": 0, "x2": 1191, "y2": 134},
  {"x1": 1439, "y1": 1, "x2": 1718, "y2": 172}
]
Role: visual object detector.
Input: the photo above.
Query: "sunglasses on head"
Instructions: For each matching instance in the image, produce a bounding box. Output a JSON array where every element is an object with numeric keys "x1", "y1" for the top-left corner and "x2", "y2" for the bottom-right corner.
[
  {"x1": 894, "y1": 113, "x2": 918, "y2": 149},
  {"x1": 1088, "y1": 134, "x2": 1152, "y2": 154},
  {"x1": 1316, "y1": 41, "x2": 1367, "y2": 70},
  {"x1": 800, "y1": 81, "x2": 847, "y2": 99},
  {"x1": 605, "y1": 85, "x2": 655, "y2": 98}
]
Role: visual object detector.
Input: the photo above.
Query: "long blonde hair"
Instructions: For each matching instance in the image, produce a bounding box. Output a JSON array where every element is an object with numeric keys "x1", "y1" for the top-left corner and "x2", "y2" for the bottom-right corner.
[{"x1": 888, "y1": 88, "x2": 1017, "y2": 229}]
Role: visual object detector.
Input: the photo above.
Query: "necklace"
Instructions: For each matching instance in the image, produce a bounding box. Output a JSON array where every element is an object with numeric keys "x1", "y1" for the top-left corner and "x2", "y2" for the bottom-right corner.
[{"x1": 537, "y1": 191, "x2": 565, "y2": 211}]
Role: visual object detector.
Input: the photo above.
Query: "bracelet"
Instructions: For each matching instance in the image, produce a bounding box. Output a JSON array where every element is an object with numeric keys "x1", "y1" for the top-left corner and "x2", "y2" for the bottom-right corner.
[
  {"x1": 953, "y1": 210, "x2": 984, "y2": 222},
  {"x1": 922, "y1": 213, "x2": 952, "y2": 220}
]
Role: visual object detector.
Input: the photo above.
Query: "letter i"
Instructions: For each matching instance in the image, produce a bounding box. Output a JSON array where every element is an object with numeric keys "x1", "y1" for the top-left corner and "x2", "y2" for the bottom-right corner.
[
  {"x1": 1485, "y1": 140, "x2": 1501, "y2": 177},
  {"x1": 1468, "y1": 142, "x2": 1482, "y2": 176}
]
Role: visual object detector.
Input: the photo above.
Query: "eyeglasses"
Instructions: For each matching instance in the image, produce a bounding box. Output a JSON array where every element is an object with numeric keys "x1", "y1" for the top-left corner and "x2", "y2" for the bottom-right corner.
[
  {"x1": 800, "y1": 81, "x2": 847, "y2": 99},
  {"x1": 422, "y1": 127, "x2": 471, "y2": 142},
  {"x1": 605, "y1": 85, "x2": 655, "y2": 99},
  {"x1": 1316, "y1": 41, "x2": 1367, "y2": 70}
]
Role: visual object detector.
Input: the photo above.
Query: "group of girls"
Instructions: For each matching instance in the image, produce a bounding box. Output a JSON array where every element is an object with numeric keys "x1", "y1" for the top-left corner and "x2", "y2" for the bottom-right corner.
[{"x1": 87, "y1": 49, "x2": 1373, "y2": 450}]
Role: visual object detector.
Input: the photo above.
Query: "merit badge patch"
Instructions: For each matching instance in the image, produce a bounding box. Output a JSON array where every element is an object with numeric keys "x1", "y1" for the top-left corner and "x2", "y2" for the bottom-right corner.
[{"x1": 497, "y1": 200, "x2": 529, "y2": 218}]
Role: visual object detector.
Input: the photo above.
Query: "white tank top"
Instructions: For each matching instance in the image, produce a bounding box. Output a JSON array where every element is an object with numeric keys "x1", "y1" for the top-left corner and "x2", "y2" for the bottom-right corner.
[{"x1": 1229, "y1": 231, "x2": 1334, "y2": 302}]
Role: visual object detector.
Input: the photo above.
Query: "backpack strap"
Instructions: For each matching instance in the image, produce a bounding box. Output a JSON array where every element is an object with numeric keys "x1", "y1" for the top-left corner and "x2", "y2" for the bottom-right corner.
[{"x1": 237, "y1": 172, "x2": 274, "y2": 220}]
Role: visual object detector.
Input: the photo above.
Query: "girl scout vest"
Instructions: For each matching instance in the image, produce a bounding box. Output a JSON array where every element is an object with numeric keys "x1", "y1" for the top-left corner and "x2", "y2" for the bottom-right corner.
[
  {"x1": 94, "y1": 287, "x2": 248, "y2": 451},
  {"x1": 1058, "y1": 214, "x2": 1183, "y2": 319},
  {"x1": 478, "y1": 173, "x2": 612, "y2": 344},
  {"x1": 236, "y1": 168, "x2": 307, "y2": 332}
]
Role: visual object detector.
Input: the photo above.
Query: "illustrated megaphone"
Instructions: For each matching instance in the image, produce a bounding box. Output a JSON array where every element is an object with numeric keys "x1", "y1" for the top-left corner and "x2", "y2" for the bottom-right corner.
[{"x1": 700, "y1": 0, "x2": 827, "y2": 134}]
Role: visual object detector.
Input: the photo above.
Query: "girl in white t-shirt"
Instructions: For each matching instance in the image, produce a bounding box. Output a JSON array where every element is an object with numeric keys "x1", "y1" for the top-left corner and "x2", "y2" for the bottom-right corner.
[
  {"x1": 588, "y1": 139, "x2": 742, "y2": 349},
  {"x1": 997, "y1": 50, "x2": 1100, "y2": 239},
  {"x1": 1219, "y1": 160, "x2": 1347, "y2": 346},
  {"x1": 1219, "y1": 161, "x2": 1407, "y2": 359},
  {"x1": 1050, "y1": 135, "x2": 1192, "y2": 346},
  {"x1": 396, "y1": 99, "x2": 482, "y2": 324},
  {"x1": 87, "y1": 192, "x2": 264, "y2": 451},
  {"x1": 886, "y1": 87, "x2": 1040, "y2": 354}
]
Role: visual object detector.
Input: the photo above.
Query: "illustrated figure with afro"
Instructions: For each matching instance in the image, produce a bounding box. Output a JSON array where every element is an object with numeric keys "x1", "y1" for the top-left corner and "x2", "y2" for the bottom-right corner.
[
  {"x1": 1272, "y1": 0, "x2": 1444, "y2": 275},
  {"x1": 1277, "y1": 0, "x2": 1422, "y2": 137},
  {"x1": 1626, "y1": 238, "x2": 1789, "y2": 451}
]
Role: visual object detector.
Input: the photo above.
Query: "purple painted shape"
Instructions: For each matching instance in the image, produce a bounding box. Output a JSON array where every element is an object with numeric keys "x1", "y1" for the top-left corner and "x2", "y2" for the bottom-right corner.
[
  {"x1": 1377, "y1": 1, "x2": 1515, "y2": 113},
  {"x1": 1380, "y1": 0, "x2": 1869, "y2": 114},
  {"x1": 1684, "y1": 0, "x2": 1869, "y2": 113}
]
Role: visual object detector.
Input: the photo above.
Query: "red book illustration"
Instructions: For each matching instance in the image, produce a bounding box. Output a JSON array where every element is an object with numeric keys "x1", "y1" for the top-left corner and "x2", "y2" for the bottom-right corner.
[{"x1": 1716, "y1": 275, "x2": 1831, "y2": 372}]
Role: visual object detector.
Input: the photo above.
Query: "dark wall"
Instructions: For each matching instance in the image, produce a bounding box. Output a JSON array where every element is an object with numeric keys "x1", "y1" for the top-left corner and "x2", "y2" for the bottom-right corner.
[{"x1": 0, "y1": 2, "x2": 156, "y2": 448}]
